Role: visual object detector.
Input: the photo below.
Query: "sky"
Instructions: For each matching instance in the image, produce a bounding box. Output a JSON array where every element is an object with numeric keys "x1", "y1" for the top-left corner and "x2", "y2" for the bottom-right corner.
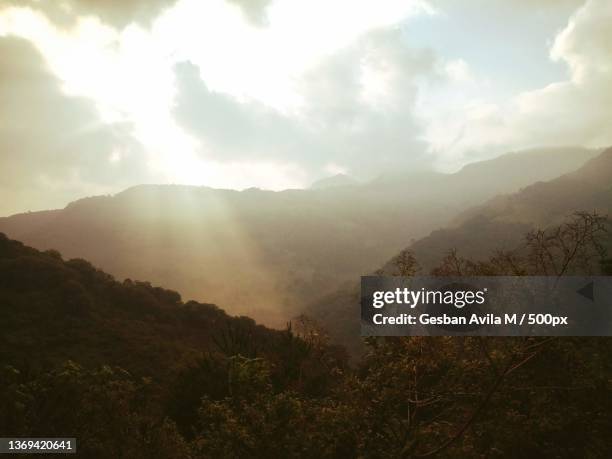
[{"x1": 0, "y1": 0, "x2": 611, "y2": 215}]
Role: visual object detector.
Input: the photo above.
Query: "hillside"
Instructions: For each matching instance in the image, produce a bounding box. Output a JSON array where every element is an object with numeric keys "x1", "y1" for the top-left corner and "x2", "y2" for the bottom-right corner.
[
  {"x1": 0, "y1": 232, "x2": 310, "y2": 380},
  {"x1": 0, "y1": 234, "x2": 347, "y2": 455},
  {"x1": 308, "y1": 147, "x2": 612, "y2": 355},
  {"x1": 404, "y1": 146, "x2": 612, "y2": 272},
  {"x1": 1, "y1": 234, "x2": 610, "y2": 458},
  {"x1": 0, "y1": 147, "x2": 598, "y2": 325}
]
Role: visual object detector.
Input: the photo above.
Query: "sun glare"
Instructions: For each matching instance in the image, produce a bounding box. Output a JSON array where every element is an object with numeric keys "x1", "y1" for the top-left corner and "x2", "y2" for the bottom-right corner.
[{"x1": 0, "y1": 0, "x2": 431, "y2": 190}]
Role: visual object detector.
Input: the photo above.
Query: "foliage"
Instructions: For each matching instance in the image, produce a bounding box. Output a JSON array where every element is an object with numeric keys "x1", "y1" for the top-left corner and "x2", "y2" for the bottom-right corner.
[{"x1": 1, "y1": 210, "x2": 611, "y2": 457}]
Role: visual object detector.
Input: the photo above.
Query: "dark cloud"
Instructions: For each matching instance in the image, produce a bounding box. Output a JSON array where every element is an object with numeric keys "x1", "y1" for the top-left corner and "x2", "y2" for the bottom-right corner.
[
  {"x1": 0, "y1": 0, "x2": 179, "y2": 28},
  {"x1": 0, "y1": 37, "x2": 150, "y2": 215},
  {"x1": 173, "y1": 28, "x2": 434, "y2": 177}
]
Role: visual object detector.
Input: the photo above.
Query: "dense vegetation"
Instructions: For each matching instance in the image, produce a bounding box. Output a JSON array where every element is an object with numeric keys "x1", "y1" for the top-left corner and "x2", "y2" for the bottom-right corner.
[{"x1": 1, "y1": 215, "x2": 611, "y2": 457}]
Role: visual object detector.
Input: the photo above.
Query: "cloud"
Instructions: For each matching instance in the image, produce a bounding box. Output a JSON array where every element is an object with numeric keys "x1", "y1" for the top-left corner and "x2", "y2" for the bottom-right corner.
[
  {"x1": 429, "y1": 0, "x2": 584, "y2": 11},
  {"x1": 513, "y1": 0, "x2": 612, "y2": 145},
  {"x1": 1, "y1": 0, "x2": 437, "y2": 190},
  {"x1": 0, "y1": 37, "x2": 153, "y2": 215},
  {"x1": 420, "y1": 0, "x2": 612, "y2": 169},
  {"x1": 0, "y1": 0, "x2": 275, "y2": 29},
  {"x1": 174, "y1": 62, "x2": 305, "y2": 161},
  {"x1": 550, "y1": 0, "x2": 612, "y2": 80},
  {"x1": 1, "y1": 0, "x2": 606, "y2": 204},
  {"x1": 0, "y1": 0, "x2": 179, "y2": 28},
  {"x1": 174, "y1": 28, "x2": 436, "y2": 179},
  {"x1": 226, "y1": 0, "x2": 272, "y2": 25}
]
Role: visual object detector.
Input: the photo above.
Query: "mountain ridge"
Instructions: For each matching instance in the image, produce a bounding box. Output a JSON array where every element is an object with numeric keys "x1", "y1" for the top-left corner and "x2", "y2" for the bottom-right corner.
[
  {"x1": 310, "y1": 173, "x2": 358, "y2": 189},
  {"x1": 307, "y1": 147, "x2": 612, "y2": 355},
  {"x1": 0, "y1": 146, "x2": 602, "y2": 326}
]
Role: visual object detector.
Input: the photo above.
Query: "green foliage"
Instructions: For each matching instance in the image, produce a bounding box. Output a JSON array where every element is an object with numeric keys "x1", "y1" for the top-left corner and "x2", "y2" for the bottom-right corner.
[
  {"x1": 193, "y1": 362, "x2": 359, "y2": 458},
  {"x1": 0, "y1": 362, "x2": 190, "y2": 458}
]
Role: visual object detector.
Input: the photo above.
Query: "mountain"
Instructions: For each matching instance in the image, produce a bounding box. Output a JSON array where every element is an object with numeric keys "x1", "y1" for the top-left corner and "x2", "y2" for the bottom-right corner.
[
  {"x1": 0, "y1": 147, "x2": 599, "y2": 326},
  {"x1": 404, "y1": 146, "x2": 612, "y2": 272},
  {"x1": 310, "y1": 173, "x2": 358, "y2": 189},
  {"x1": 370, "y1": 146, "x2": 599, "y2": 190},
  {"x1": 308, "y1": 147, "x2": 612, "y2": 356}
]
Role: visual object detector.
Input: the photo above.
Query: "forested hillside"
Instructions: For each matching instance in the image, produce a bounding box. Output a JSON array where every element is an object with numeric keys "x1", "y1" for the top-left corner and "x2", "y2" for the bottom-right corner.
[
  {"x1": 0, "y1": 232, "x2": 346, "y2": 379},
  {"x1": 1, "y1": 233, "x2": 610, "y2": 457},
  {"x1": 0, "y1": 147, "x2": 598, "y2": 325}
]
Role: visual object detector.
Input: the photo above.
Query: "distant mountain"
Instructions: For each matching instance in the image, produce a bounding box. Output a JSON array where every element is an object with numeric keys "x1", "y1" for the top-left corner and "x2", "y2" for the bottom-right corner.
[
  {"x1": 307, "y1": 147, "x2": 612, "y2": 356},
  {"x1": 310, "y1": 173, "x2": 358, "y2": 189},
  {"x1": 404, "y1": 146, "x2": 612, "y2": 272},
  {"x1": 370, "y1": 146, "x2": 600, "y2": 191},
  {"x1": 0, "y1": 147, "x2": 599, "y2": 325}
]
